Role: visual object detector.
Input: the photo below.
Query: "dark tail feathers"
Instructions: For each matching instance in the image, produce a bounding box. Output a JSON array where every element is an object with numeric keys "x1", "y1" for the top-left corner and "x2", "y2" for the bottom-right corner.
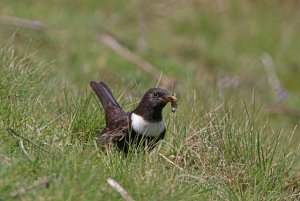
[{"x1": 90, "y1": 81, "x2": 121, "y2": 111}]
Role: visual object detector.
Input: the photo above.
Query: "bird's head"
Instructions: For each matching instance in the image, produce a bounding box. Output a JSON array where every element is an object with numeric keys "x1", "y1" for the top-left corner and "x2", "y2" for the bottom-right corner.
[
  {"x1": 140, "y1": 88, "x2": 177, "y2": 108},
  {"x1": 133, "y1": 88, "x2": 177, "y2": 121}
]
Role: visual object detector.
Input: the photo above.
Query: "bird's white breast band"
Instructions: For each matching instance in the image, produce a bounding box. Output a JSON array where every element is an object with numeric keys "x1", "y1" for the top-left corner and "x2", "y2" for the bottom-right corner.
[{"x1": 131, "y1": 113, "x2": 165, "y2": 137}]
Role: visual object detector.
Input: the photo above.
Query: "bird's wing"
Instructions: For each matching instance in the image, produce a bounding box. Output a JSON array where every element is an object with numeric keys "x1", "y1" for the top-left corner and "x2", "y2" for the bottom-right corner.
[
  {"x1": 90, "y1": 81, "x2": 129, "y2": 144},
  {"x1": 99, "y1": 113, "x2": 129, "y2": 144}
]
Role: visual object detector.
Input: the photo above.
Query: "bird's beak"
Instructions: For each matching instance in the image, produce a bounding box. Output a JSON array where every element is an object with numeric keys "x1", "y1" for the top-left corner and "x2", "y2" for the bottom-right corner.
[{"x1": 160, "y1": 95, "x2": 177, "y2": 102}]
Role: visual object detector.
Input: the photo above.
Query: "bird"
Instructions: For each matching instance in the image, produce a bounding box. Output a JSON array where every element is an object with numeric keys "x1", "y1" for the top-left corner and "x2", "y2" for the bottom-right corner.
[{"x1": 90, "y1": 81, "x2": 177, "y2": 153}]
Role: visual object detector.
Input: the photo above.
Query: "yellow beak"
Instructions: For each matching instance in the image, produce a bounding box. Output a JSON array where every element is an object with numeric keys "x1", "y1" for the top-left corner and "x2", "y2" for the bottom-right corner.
[{"x1": 160, "y1": 95, "x2": 177, "y2": 102}]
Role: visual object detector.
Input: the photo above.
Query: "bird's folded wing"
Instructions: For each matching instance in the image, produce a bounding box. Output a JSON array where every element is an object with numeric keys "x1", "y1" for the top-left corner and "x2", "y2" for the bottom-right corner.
[
  {"x1": 99, "y1": 123, "x2": 129, "y2": 144},
  {"x1": 99, "y1": 110, "x2": 130, "y2": 144}
]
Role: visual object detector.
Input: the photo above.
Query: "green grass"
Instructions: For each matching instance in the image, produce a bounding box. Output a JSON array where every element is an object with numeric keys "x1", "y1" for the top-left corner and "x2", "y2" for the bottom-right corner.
[{"x1": 1, "y1": 0, "x2": 300, "y2": 200}]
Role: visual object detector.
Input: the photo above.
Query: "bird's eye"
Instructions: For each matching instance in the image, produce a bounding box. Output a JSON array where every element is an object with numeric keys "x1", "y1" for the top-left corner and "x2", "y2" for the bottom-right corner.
[{"x1": 153, "y1": 92, "x2": 159, "y2": 97}]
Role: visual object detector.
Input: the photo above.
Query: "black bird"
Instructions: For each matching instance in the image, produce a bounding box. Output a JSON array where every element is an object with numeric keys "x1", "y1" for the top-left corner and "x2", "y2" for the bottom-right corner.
[{"x1": 90, "y1": 81, "x2": 177, "y2": 153}]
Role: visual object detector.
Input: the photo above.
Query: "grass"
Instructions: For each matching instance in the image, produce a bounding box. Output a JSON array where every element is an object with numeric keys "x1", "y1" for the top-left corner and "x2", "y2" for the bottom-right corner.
[{"x1": 1, "y1": 0, "x2": 300, "y2": 200}]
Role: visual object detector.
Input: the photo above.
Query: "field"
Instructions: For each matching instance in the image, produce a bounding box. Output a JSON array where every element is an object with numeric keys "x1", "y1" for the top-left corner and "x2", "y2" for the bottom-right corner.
[{"x1": 1, "y1": 1, "x2": 300, "y2": 200}]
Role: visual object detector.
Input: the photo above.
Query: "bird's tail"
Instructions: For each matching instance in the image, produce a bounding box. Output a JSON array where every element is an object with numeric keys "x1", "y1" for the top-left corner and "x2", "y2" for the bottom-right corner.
[{"x1": 90, "y1": 81, "x2": 121, "y2": 111}]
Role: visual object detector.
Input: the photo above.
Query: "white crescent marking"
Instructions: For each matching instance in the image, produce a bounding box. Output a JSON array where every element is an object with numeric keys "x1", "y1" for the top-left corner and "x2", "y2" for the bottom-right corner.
[{"x1": 131, "y1": 113, "x2": 165, "y2": 137}]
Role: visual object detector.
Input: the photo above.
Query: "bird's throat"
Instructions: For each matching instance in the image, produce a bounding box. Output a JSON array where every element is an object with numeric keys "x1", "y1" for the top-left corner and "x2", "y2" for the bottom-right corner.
[{"x1": 133, "y1": 103, "x2": 164, "y2": 122}]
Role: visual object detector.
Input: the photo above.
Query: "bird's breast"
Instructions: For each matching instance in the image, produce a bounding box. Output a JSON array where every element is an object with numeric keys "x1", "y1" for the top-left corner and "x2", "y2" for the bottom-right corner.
[{"x1": 131, "y1": 113, "x2": 165, "y2": 137}]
